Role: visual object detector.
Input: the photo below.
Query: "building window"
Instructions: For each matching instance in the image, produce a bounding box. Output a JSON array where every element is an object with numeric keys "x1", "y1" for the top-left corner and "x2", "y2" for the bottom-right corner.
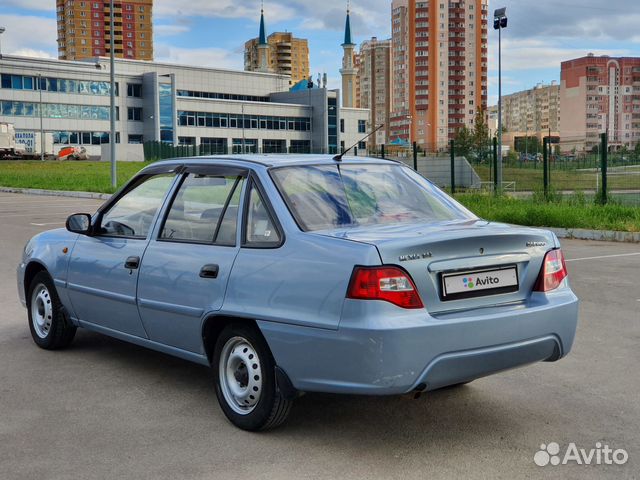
[
  {"x1": 200, "y1": 137, "x2": 228, "y2": 154},
  {"x1": 128, "y1": 134, "x2": 143, "y2": 144},
  {"x1": 358, "y1": 119, "x2": 367, "y2": 133},
  {"x1": 262, "y1": 139, "x2": 286, "y2": 154},
  {"x1": 126, "y1": 83, "x2": 142, "y2": 97},
  {"x1": 340, "y1": 118, "x2": 345, "y2": 133},
  {"x1": 127, "y1": 107, "x2": 142, "y2": 121}
]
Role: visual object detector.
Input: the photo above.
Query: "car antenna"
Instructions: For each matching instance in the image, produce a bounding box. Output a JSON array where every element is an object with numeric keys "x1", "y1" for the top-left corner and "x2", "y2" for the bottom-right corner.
[{"x1": 333, "y1": 124, "x2": 385, "y2": 161}]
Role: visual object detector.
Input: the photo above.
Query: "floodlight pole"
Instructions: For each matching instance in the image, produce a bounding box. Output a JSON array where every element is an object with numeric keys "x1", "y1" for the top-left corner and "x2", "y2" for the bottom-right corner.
[
  {"x1": 109, "y1": 0, "x2": 116, "y2": 189},
  {"x1": 497, "y1": 23, "x2": 503, "y2": 192},
  {"x1": 494, "y1": 7, "x2": 507, "y2": 194}
]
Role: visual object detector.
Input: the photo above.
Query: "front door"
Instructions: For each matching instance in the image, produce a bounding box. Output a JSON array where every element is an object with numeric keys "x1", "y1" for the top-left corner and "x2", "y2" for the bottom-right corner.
[
  {"x1": 67, "y1": 173, "x2": 176, "y2": 337},
  {"x1": 136, "y1": 167, "x2": 247, "y2": 353}
]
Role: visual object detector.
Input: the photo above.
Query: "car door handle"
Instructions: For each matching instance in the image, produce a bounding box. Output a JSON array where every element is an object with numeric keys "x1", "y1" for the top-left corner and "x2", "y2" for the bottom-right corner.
[
  {"x1": 199, "y1": 264, "x2": 219, "y2": 279},
  {"x1": 124, "y1": 256, "x2": 140, "y2": 270}
]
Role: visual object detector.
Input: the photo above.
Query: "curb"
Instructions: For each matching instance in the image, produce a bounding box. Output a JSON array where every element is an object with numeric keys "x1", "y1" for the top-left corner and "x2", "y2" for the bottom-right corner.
[
  {"x1": 1, "y1": 186, "x2": 638, "y2": 243},
  {"x1": 548, "y1": 227, "x2": 640, "y2": 243},
  {"x1": 0, "y1": 186, "x2": 111, "y2": 201}
]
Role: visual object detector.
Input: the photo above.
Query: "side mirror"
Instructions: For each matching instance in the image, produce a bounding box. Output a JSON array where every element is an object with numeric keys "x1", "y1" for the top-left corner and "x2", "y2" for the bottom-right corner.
[{"x1": 66, "y1": 213, "x2": 93, "y2": 235}]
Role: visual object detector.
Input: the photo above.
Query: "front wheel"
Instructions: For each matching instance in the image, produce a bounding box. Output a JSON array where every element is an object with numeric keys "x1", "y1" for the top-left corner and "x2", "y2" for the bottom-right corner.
[
  {"x1": 27, "y1": 271, "x2": 76, "y2": 349},
  {"x1": 213, "y1": 324, "x2": 292, "y2": 431}
]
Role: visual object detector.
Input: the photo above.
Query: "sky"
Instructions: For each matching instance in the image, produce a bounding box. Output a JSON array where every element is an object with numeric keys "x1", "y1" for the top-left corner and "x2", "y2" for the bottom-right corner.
[{"x1": 1, "y1": 0, "x2": 640, "y2": 105}]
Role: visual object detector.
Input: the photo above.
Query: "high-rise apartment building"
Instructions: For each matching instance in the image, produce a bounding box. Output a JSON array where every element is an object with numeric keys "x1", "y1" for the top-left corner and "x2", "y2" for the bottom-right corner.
[
  {"x1": 56, "y1": 0, "x2": 153, "y2": 61},
  {"x1": 501, "y1": 82, "x2": 560, "y2": 135},
  {"x1": 560, "y1": 54, "x2": 640, "y2": 151},
  {"x1": 389, "y1": 0, "x2": 488, "y2": 151},
  {"x1": 357, "y1": 37, "x2": 392, "y2": 145},
  {"x1": 245, "y1": 10, "x2": 310, "y2": 86}
]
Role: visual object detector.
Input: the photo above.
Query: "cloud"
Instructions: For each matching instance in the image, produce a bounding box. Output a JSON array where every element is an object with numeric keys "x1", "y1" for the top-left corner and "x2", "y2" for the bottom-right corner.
[
  {"x1": 487, "y1": 38, "x2": 634, "y2": 72},
  {"x1": 1, "y1": 14, "x2": 57, "y2": 58},
  {"x1": 493, "y1": 0, "x2": 640, "y2": 42},
  {"x1": 154, "y1": 0, "x2": 296, "y2": 22},
  {"x1": 3, "y1": 0, "x2": 50, "y2": 11},
  {"x1": 155, "y1": 24, "x2": 191, "y2": 36},
  {"x1": 154, "y1": 44, "x2": 243, "y2": 70}
]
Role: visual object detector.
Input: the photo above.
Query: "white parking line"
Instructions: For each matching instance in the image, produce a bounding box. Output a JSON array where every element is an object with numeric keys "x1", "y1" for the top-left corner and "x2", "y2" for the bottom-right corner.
[{"x1": 565, "y1": 252, "x2": 640, "y2": 262}]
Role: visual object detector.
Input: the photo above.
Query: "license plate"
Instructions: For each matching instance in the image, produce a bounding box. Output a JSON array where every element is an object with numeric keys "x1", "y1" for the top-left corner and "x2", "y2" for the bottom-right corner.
[{"x1": 441, "y1": 265, "x2": 519, "y2": 300}]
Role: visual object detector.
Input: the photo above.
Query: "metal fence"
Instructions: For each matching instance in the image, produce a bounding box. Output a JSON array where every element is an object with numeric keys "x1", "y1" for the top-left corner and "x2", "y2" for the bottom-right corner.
[
  {"x1": 144, "y1": 134, "x2": 640, "y2": 206},
  {"x1": 368, "y1": 134, "x2": 639, "y2": 206}
]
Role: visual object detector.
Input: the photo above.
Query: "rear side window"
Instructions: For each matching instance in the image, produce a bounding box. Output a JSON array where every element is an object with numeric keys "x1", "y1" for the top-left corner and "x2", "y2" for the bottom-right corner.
[
  {"x1": 161, "y1": 174, "x2": 244, "y2": 245},
  {"x1": 271, "y1": 164, "x2": 475, "y2": 231},
  {"x1": 244, "y1": 182, "x2": 281, "y2": 247},
  {"x1": 100, "y1": 174, "x2": 174, "y2": 238}
]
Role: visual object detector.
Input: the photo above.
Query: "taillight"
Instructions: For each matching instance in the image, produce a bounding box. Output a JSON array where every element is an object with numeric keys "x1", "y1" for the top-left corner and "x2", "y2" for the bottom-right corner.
[
  {"x1": 534, "y1": 249, "x2": 568, "y2": 292},
  {"x1": 347, "y1": 266, "x2": 424, "y2": 309}
]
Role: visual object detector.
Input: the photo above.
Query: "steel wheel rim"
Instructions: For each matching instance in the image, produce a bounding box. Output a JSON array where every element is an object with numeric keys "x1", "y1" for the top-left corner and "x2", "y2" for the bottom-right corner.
[
  {"x1": 31, "y1": 283, "x2": 53, "y2": 339},
  {"x1": 219, "y1": 336, "x2": 263, "y2": 415}
]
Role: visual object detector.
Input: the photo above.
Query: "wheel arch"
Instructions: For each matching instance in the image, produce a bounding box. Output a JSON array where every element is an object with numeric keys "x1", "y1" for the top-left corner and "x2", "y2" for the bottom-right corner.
[
  {"x1": 201, "y1": 314, "x2": 262, "y2": 364},
  {"x1": 24, "y1": 260, "x2": 49, "y2": 294}
]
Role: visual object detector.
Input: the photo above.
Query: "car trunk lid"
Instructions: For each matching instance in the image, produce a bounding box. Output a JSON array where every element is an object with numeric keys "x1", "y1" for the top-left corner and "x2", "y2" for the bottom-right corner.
[{"x1": 316, "y1": 219, "x2": 555, "y2": 314}]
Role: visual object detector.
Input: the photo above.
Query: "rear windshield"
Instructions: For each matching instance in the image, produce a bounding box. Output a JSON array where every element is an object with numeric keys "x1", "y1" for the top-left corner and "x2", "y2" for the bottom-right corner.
[{"x1": 270, "y1": 163, "x2": 476, "y2": 232}]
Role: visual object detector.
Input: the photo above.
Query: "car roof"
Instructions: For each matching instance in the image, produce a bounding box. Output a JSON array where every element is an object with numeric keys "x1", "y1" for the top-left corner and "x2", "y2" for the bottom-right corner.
[{"x1": 142, "y1": 154, "x2": 399, "y2": 171}]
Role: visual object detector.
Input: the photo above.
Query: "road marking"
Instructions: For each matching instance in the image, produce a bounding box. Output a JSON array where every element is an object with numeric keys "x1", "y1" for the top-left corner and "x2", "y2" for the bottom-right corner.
[{"x1": 565, "y1": 252, "x2": 640, "y2": 262}]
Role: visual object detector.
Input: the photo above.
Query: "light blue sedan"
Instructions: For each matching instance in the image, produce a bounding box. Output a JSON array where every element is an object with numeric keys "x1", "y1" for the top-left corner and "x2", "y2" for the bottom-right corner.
[{"x1": 17, "y1": 156, "x2": 578, "y2": 430}]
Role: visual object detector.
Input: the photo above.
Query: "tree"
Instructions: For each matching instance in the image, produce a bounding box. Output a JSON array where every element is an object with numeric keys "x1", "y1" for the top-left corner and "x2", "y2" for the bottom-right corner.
[
  {"x1": 453, "y1": 125, "x2": 474, "y2": 159},
  {"x1": 472, "y1": 108, "x2": 490, "y2": 161},
  {"x1": 634, "y1": 142, "x2": 640, "y2": 161}
]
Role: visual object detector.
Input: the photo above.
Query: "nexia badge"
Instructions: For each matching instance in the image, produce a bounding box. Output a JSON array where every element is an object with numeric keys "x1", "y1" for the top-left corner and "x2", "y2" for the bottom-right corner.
[{"x1": 526, "y1": 241, "x2": 546, "y2": 247}]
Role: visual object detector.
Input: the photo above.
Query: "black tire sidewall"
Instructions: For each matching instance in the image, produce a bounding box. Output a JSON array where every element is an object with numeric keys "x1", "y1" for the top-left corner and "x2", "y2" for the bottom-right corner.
[
  {"x1": 26, "y1": 271, "x2": 67, "y2": 349},
  {"x1": 213, "y1": 324, "x2": 278, "y2": 431}
]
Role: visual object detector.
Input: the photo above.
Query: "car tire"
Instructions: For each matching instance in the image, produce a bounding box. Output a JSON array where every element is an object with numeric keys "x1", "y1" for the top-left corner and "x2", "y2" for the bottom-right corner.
[
  {"x1": 27, "y1": 271, "x2": 77, "y2": 350},
  {"x1": 213, "y1": 323, "x2": 292, "y2": 431}
]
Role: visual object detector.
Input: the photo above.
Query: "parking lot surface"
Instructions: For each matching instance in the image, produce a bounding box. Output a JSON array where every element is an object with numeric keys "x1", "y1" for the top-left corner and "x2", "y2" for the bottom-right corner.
[{"x1": 0, "y1": 191, "x2": 638, "y2": 479}]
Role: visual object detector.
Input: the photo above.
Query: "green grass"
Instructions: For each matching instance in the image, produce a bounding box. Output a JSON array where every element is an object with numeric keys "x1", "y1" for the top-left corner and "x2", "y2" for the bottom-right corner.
[
  {"x1": 457, "y1": 193, "x2": 640, "y2": 233},
  {"x1": 0, "y1": 161, "x2": 150, "y2": 194},
  {"x1": 1, "y1": 161, "x2": 638, "y2": 232},
  {"x1": 474, "y1": 165, "x2": 639, "y2": 192}
]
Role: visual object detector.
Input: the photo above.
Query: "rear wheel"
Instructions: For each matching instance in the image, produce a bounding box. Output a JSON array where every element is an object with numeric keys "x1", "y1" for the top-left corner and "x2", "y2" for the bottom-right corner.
[
  {"x1": 213, "y1": 324, "x2": 292, "y2": 431},
  {"x1": 27, "y1": 271, "x2": 76, "y2": 349}
]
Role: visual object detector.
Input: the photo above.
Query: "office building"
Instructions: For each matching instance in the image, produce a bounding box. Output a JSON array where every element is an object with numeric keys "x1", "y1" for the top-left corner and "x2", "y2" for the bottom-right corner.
[
  {"x1": 0, "y1": 55, "x2": 367, "y2": 158},
  {"x1": 244, "y1": 9, "x2": 310, "y2": 85},
  {"x1": 389, "y1": 0, "x2": 488, "y2": 151},
  {"x1": 56, "y1": 0, "x2": 153, "y2": 61},
  {"x1": 560, "y1": 54, "x2": 640, "y2": 151}
]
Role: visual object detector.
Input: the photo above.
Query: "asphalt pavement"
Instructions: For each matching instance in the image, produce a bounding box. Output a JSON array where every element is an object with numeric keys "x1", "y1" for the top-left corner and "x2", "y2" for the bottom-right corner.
[{"x1": 0, "y1": 191, "x2": 638, "y2": 480}]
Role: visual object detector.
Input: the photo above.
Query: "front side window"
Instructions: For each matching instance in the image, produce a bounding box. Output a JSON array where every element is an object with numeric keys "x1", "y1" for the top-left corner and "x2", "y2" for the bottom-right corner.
[
  {"x1": 271, "y1": 164, "x2": 475, "y2": 232},
  {"x1": 244, "y1": 182, "x2": 281, "y2": 247},
  {"x1": 161, "y1": 174, "x2": 245, "y2": 245},
  {"x1": 99, "y1": 174, "x2": 174, "y2": 238}
]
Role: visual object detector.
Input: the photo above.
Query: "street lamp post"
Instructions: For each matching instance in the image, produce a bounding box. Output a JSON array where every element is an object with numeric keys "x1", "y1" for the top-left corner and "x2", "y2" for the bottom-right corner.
[
  {"x1": 109, "y1": 0, "x2": 116, "y2": 189},
  {"x1": 38, "y1": 74, "x2": 44, "y2": 161},
  {"x1": 494, "y1": 7, "x2": 508, "y2": 192},
  {"x1": 0, "y1": 27, "x2": 5, "y2": 59}
]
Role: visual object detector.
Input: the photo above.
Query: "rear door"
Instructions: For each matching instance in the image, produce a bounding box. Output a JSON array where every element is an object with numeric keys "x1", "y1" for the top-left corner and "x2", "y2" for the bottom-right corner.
[{"x1": 136, "y1": 165, "x2": 247, "y2": 353}]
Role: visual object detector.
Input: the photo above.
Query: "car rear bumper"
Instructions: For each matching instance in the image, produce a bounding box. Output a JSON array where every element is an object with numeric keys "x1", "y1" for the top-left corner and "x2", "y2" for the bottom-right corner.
[{"x1": 258, "y1": 287, "x2": 578, "y2": 395}]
